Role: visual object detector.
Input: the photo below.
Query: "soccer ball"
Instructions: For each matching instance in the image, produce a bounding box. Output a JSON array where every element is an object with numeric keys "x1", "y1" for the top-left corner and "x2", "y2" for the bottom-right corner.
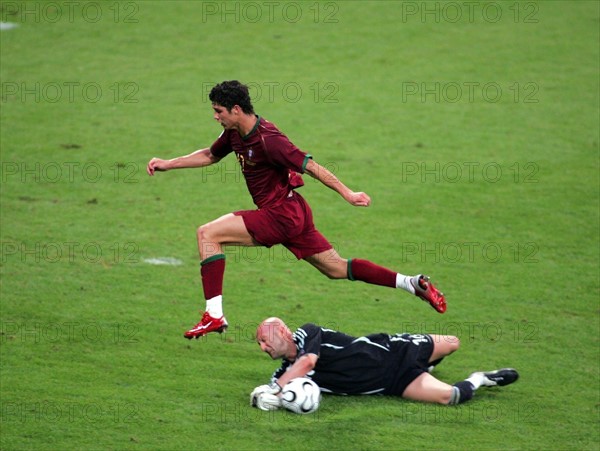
[{"x1": 281, "y1": 377, "x2": 321, "y2": 414}]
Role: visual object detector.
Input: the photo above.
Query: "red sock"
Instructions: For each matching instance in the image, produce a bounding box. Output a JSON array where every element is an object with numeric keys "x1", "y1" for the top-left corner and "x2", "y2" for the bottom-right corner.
[
  {"x1": 200, "y1": 254, "x2": 226, "y2": 299},
  {"x1": 348, "y1": 258, "x2": 396, "y2": 288}
]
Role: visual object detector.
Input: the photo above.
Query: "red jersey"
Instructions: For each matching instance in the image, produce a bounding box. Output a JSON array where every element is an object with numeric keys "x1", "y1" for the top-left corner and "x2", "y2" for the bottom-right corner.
[{"x1": 209, "y1": 116, "x2": 311, "y2": 209}]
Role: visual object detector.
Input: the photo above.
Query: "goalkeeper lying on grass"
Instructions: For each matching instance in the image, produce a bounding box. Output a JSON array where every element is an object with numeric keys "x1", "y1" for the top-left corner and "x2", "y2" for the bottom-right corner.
[{"x1": 251, "y1": 317, "x2": 518, "y2": 411}]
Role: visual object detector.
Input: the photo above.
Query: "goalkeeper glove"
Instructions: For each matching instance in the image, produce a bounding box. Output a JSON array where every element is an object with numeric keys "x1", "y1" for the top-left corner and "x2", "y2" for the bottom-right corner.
[{"x1": 250, "y1": 382, "x2": 282, "y2": 410}]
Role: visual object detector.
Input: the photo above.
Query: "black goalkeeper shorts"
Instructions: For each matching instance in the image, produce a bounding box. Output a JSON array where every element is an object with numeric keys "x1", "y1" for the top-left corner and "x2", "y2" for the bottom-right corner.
[{"x1": 384, "y1": 333, "x2": 435, "y2": 396}]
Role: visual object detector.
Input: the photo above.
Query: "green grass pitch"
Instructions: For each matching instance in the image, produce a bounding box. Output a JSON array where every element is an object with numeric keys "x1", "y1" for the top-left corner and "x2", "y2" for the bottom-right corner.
[{"x1": 1, "y1": 1, "x2": 598, "y2": 449}]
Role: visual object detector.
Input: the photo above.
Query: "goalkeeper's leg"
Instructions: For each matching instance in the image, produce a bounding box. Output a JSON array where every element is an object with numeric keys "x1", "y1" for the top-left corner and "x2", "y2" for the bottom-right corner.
[{"x1": 402, "y1": 369, "x2": 519, "y2": 405}]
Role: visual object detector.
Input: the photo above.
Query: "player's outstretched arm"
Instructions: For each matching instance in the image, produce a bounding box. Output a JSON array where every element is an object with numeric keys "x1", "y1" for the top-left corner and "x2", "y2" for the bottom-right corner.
[
  {"x1": 275, "y1": 354, "x2": 318, "y2": 388},
  {"x1": 304, "y1": 159, "x2": 371, "y2": 207},
  {"x1": 146, "y1": 148, "x2": 220, "y2": 175}
]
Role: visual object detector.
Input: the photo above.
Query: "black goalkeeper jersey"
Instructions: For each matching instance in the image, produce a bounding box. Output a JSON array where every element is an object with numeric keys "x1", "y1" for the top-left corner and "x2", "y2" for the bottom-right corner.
[{"x1": 271, "y1": 323, "x2": 433, "y2": 395}]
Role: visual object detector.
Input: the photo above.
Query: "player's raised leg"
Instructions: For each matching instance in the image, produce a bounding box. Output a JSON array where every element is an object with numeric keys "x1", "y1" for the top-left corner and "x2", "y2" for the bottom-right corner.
[
  {"x1": 303, "y1": 249, "x2": 446, "y2": 313},
  {"x1": 184, "y1": 213, "x2": 256, "y2": 339}
]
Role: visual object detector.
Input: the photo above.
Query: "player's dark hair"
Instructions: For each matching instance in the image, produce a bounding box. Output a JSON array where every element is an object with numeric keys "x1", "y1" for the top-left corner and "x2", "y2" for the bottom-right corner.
[{"x1": 209, "y1": 80, "x2": 255, "y2": 114}]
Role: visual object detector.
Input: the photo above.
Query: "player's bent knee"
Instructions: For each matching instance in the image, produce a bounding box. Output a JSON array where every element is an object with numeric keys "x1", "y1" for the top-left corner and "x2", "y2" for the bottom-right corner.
[
  {"x1": 449, "y1": 337, "x2": 460, "y2": 352},
  {"x1": 439, "y1": 335, "x2": 460, "y2": 353},
  {"x1": 197, "y1": 224, "x2": 213, "y2": 242}
]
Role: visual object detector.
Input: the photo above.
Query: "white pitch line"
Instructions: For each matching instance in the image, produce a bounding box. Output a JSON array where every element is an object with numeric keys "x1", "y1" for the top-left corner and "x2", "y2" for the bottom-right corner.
[
  {"x1": 142, "y1": 257, "x2": 184, "y2": 266},
  {"x1": 0, "y1": 22, "x2": 19, "y2": 31}
]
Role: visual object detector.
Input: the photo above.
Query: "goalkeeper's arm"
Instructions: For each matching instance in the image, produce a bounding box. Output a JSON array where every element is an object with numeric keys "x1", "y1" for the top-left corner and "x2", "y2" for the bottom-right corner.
[
  {"x1": 251, "y1": 354, "x2": 318, "y2": 410},
  {"x1": 274, "y1": 354, "x2": 317, "y2": 389}
]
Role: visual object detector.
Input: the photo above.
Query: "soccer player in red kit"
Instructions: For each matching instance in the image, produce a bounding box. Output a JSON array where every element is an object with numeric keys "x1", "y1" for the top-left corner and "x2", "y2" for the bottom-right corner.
[{"x1": 146, "y1": 80, "x2": 446, "y2": 339}]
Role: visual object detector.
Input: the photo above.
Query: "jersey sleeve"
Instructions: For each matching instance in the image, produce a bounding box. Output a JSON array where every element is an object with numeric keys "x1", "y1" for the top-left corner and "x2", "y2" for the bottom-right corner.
[
  {"x1": 296, "y1": 323, "x2": 322, "y2": 358},
  {"x1": 271, "y1": 360, "x2": 291, "y2": 383},
  {"x1": 209, "y1": 130, "x2": 234, "y2": 159},
  {"x1": 262, "y1": 133, "x2": 312, "y2": 174}
]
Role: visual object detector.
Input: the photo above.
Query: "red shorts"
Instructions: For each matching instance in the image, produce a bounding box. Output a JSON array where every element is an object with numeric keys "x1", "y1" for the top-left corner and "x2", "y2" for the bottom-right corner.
[{"x1": 234, "y1": 192, "x2": 332, "y2": 259}]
